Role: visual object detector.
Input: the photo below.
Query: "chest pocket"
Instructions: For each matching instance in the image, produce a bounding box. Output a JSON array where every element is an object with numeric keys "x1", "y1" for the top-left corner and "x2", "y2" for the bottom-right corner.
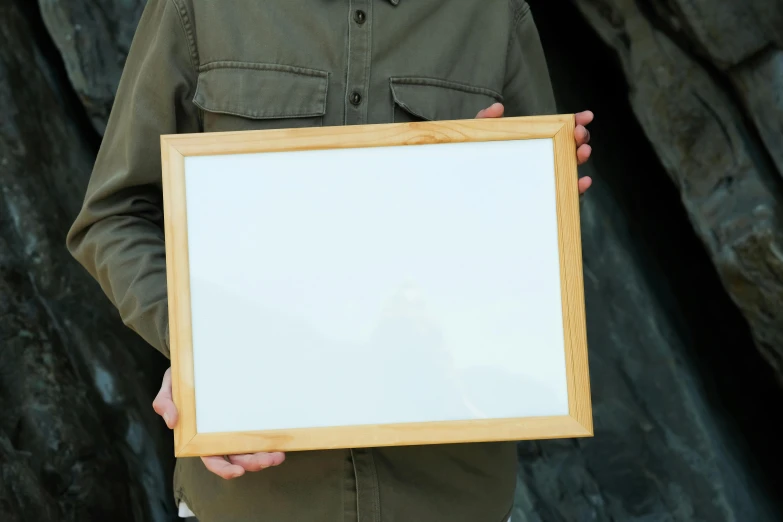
[
  {"x1": 390, "y1": 77, "x2": 503, "y2": 123},
  {"x1": 193, "y1": 62, "x2": 328, "y2": 132}
]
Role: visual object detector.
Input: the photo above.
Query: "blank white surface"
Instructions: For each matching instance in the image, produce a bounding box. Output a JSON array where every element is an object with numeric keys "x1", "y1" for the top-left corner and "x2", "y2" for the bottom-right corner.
[{"x1": 184, "y1": 138, "x2": 568, "y2": 434}]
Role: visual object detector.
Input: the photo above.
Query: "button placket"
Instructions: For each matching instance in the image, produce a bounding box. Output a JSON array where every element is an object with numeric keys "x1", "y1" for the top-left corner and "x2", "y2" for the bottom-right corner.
[
  {"x1": 350, "y1": 448, "x2": 381, "y2": 522},
  {"x1": 344, "y1": 0, "x2": 371, "y2": 125}
]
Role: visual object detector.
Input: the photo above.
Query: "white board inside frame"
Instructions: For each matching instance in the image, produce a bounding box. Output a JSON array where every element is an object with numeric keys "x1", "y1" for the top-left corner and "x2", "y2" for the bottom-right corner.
[{"x1": 161, "y1": 115, "x2": 592, "y2": 457}]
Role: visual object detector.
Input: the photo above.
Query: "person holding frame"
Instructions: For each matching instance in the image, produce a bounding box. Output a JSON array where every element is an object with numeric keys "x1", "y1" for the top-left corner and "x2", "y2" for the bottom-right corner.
[{"x1": 67, "y1": 1, "x2": 594, "y2": 521}]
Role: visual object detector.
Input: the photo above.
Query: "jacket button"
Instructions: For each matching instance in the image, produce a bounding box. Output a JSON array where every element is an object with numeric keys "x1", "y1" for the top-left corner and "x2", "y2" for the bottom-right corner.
[
  {"x1": 354, "y1": 10, "x2": 366, "y2": 24},
  {"x1": 350, "y1": 92, "x2": 362, "y2": 106}
]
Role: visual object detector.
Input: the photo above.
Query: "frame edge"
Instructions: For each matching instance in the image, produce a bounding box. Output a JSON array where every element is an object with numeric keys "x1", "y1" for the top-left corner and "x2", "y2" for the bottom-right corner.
[
  {"x1": 161, "y1": 137, "x2": 199, "y2": 454},
  {"x1": 552, "y1": 118, "x2": 593, "y2": 436},
  {"x1": 160, "y1": 115, "x2": 571, "y2": 157},
  {"x1": 176, "y1": 415, "x2": 593, "y2": 457},
  {"x1": 164, "y1": 114, "x2": 594, "y2": 456}
]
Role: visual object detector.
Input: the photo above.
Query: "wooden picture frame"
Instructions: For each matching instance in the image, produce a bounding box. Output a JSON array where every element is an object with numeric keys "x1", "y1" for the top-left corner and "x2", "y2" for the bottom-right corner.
[{"x1": 161, "y1": 114, "x2": 591, "y2": 457}]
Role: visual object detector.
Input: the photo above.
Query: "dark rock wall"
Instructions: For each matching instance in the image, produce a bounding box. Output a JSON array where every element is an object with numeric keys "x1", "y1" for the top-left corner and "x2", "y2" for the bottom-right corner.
[
  {"x1": 37, "y1": 0, "x2": 145, "y2": 134},
  {"x1": 572, "y1": 0, "x2": 783, "y2": 381},
  {"x1": 1, "y1": 1, "x2": 780, "y2": 521},
  {"x1": 1, "y1": 2, "x2": 173, "y2": 521}
]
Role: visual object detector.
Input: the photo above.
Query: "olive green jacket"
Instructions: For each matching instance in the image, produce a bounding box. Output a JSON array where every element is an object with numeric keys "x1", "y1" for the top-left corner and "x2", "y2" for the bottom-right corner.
[{"x1": 66, "y1": 0, "x2": 557, "y2": 521}]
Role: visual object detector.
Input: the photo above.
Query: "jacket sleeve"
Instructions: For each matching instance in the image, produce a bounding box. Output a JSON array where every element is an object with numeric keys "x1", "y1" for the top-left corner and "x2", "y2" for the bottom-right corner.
[
  {"x1": 502, "y1": 2, "x2": 585, "y2": 202},
  {"x1": 66, "y1": 0, "x2": 201, "y2": 359},
  {"x1": 502, "y1": 1, "x2": 557, "y2": 117}
]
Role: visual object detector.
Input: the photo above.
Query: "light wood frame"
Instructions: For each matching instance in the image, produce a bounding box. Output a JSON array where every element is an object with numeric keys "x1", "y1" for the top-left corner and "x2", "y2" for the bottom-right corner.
[{"x1": 161, "y1": 115, "x2": 591, "y2": 457}]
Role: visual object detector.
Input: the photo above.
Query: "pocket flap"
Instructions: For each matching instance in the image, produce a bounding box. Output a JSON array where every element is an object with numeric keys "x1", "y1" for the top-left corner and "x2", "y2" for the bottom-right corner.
[
  {"x1": 390, "y1": 77, "x2": 503, "y2": 121},
  {"x1": 193, "y1": 62, "x2": 328, "y2": 119}
]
